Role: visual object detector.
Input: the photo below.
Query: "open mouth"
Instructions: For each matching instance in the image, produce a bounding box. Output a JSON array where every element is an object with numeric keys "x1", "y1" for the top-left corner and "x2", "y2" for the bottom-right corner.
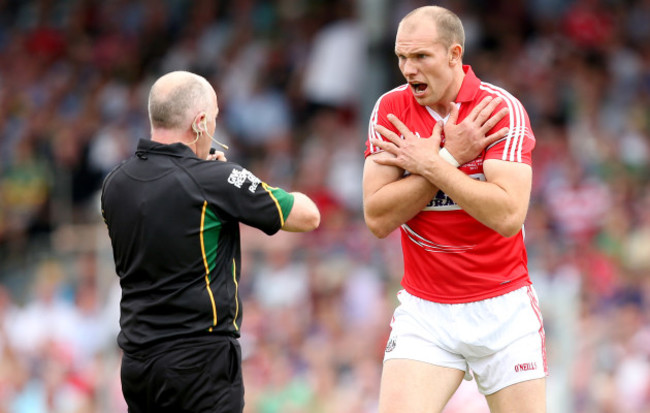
[{"x1": 410, "y1": 82, "x2": 428, "y2": 96}]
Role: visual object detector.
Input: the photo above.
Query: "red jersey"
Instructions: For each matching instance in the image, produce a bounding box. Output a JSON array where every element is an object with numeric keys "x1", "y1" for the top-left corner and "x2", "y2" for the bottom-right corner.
[{"x1": 365, "y1": 66, "x2": 536, "y2": 304}]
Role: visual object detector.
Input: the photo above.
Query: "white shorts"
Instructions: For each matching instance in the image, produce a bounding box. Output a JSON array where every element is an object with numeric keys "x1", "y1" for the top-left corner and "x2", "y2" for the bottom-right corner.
[{"x1": 383, "y1": 286, "x2": 547, "y2": 395}]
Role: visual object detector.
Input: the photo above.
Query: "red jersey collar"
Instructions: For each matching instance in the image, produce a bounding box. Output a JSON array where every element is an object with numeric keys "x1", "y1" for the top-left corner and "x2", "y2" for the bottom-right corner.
[{"x1": 455, "y1": 65, "x2": 481, "y2": 103}]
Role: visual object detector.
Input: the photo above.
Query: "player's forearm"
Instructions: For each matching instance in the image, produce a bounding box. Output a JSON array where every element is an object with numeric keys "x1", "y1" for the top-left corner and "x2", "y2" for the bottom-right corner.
[
  {"x1": 445, "y1": 177, "x2": 523, "y2": 237},
  {"x1": 419, "y1": 161, "x2": 530, "y2": 237},
  {"x1": 364, "y1": 174, "x2": 438, "y2": 238}
]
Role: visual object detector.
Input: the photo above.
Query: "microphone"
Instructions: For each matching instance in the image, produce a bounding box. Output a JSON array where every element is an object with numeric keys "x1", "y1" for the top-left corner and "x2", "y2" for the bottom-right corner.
[
  {"x1": 207, "y1": 132, "x2": 229, "y2": 150},
  {"x1": 192, "y1": 121, "x2": 229, "y2": 150}
]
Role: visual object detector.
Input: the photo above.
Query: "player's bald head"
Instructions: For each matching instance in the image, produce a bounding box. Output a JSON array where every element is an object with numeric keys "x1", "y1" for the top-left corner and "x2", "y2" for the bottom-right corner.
[
  {"x1": 148, "y1": 71, "x2": 216, "y2": 130},
  {"x1": 398, "y1": 6, "x2": 465, "y2": 53}
]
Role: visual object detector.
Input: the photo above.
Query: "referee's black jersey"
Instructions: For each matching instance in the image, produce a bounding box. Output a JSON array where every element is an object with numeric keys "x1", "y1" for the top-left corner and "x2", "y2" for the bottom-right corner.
[{"x1": 101, "y1": 139, "x2": 294, "y2": 354}]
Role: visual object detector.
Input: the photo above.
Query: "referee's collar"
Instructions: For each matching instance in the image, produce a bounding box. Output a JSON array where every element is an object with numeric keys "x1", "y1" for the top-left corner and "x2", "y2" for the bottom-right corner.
[
  {"x1": 135, "y1": 138, "x2": 199, "y2": 159},
  {"x1": 455, "y1": 65, "x2": 481, "y2": 103}
]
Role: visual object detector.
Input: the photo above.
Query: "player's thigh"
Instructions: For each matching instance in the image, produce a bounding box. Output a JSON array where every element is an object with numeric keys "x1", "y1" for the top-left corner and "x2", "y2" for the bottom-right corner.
[
  {"x1": 378, "y1": 358, "x2": 465, "y2": 413},
  {"x1": 485, "y1": 377, "x2": 546, "y2": 413}
]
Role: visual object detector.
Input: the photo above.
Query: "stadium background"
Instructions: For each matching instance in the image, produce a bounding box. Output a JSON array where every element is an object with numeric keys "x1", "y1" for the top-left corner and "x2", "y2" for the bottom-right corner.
[{"x1": 0, "y1": 0, "x2": 649, "y2": 412}]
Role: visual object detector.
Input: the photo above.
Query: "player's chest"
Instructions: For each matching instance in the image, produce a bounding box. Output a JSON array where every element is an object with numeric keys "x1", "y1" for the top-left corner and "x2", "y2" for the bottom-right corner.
[{"x1": 402, "y1": 111, "x2": 485, "y2": 173}]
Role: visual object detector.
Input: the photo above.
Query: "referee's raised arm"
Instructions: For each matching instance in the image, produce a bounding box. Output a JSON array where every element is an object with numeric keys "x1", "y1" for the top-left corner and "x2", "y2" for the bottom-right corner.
[{"x1": 281, "y1": 191, "x2": 320, "y2": 232}]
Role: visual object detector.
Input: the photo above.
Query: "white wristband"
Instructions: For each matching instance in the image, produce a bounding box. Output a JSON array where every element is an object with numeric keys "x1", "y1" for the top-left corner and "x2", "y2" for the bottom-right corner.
[{"x1": 439, "y1": 147, "x2": 460, "y2": 167}]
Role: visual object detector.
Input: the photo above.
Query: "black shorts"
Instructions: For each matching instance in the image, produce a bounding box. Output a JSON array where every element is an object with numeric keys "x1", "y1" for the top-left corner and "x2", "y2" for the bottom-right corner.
[{"x1": 121, "y1": 336, "x2": 244, "y2": 413}]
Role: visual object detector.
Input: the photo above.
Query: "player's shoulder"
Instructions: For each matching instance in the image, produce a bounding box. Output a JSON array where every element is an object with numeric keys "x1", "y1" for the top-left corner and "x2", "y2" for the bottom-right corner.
[
  {"x1": 475, "y1": 80, "x2": 525, "y2": 109},
  {"x1": 375, "y1": 83, "x2": 412, "y2": 107}
]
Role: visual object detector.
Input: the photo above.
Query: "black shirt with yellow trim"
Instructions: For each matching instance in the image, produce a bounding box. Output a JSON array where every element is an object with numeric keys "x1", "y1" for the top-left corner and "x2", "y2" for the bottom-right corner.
[{"x1": 101, "y1": 139, "x2": 294, "y2": 354}]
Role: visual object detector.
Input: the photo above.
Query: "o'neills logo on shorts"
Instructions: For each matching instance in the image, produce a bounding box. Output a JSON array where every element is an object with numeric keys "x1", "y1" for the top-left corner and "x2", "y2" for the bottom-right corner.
[{"x1": 514, "y1": 362, "x2": 537, "y2": 372}]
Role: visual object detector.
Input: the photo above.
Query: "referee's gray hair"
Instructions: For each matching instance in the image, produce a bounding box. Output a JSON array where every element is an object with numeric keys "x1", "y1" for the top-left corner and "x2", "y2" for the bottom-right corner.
[
  {"x1": 401, "y1": 6, "x2": 465, "y2": 55},
  {"x1": 148, "y1": 71, "x2": 213, "y2": 130}
]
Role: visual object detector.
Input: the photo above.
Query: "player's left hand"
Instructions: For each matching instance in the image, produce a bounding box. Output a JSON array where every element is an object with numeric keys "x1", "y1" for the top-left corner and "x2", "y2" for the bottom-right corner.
[{"x1": 370, "y1": 113, "x2": 443, "y2": 175}]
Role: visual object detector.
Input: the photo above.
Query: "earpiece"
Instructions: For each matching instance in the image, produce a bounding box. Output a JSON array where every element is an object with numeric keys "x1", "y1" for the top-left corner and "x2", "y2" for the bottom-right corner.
[
  {"x1": 190, "y1": 115, "x2": 229, "y2": 150},
  {"x1": 192, "y1": 120, "x2": 209, "y2": 134}
]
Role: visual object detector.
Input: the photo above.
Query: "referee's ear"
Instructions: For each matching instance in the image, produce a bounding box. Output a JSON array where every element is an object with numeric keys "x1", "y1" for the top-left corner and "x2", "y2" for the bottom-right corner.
[{"x1": 192, "y1": 112, "x2": 206, "y2": 133}]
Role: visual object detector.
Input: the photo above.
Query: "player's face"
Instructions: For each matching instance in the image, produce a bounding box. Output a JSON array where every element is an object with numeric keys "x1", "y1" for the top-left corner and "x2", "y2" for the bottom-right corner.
[{"x1": 395, "y1": 21, "x2": 456, "y2": 111}]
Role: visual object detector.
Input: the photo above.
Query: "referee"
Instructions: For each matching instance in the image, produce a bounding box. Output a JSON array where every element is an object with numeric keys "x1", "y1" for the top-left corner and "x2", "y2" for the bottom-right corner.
[{"x1": 101, "y1": 70, "x2": 320, "y2": 413}]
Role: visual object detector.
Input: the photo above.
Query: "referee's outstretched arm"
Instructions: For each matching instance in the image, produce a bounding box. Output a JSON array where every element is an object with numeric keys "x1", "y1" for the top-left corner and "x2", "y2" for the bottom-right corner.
[{"x1": 281, "y1": 192, "x2": 320, "y2": 232}]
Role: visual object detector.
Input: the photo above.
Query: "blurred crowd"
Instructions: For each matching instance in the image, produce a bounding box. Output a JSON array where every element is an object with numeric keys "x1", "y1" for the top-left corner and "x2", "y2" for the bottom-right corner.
[{"x1": 0, "y1": 0, "x2": 649, "y2": 412}]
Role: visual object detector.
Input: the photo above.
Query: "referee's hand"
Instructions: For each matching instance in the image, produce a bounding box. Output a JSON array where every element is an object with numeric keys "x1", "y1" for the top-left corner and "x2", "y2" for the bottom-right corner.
[{"x1": 207, "y1": 148, "x2": 227, "y2": 162}]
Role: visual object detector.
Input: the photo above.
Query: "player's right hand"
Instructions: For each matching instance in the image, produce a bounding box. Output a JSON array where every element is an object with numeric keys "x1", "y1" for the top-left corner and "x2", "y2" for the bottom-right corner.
[{"x1": 443, "y1": 96, "x2": 509, "y2": 165}]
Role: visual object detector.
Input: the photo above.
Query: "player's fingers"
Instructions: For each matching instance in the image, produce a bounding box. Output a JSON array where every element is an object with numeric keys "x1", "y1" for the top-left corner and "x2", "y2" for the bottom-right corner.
[
  {"x1": 475, "y1": 97, "x2": 504, "y2": 125},
  {"x1": 467, "y1": 96, "x2": 494, "y2": 122},
  {"x1": 372, "y1": 156, "x2": 398, "y2": 167},
  {"x1": 479, "y1": 107, "x2": 509, "y2": 135},
  {"x1": 373, "y1": 124, "x2": 402, "y2": 147},
  {"x1": 369, "y1": 138, "x2": 398, "y2": 154},
  {"x1": 484, "y1": 126, "x2": 509, "y2": 146},
  {"x1": 446, "y1": 102, "x2": 459, "y2": 126},
  {"x1": 387, "y1": 114, "x2": 415, "y2": 139}
]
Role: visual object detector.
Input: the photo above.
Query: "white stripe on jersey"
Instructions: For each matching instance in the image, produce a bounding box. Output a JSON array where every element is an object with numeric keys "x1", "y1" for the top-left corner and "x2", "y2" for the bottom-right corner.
[
  {"x1": 402, "y1": 224, "x2": 476, "y2": 253},
  {"x1": 478, "y1": 83, "x2": 528, "y2": 162},
  {"x1": 367, "y1": 84, "x2": 409, "y2": 154}
]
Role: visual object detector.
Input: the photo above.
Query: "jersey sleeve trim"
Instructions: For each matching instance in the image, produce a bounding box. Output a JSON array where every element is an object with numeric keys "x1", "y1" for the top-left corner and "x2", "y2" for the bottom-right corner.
[
  {"x1": 261, "y1": 183, "x2": 294, "y2": 226},
  {"x1": 479, "y1": 83, "x2": 532, "y2": 163},
  {"x1": 366, "y1": 84, "x2": 409, "y2": 157}
]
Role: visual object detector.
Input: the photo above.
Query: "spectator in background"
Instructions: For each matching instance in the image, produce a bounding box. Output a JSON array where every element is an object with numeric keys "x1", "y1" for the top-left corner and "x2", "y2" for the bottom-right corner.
[
  {"x1": 0, "y1": 1, "x2": 649, "y2": 412},
  {"x1": 301, "y1": 2, "x2": 365, "y2": 110}
]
